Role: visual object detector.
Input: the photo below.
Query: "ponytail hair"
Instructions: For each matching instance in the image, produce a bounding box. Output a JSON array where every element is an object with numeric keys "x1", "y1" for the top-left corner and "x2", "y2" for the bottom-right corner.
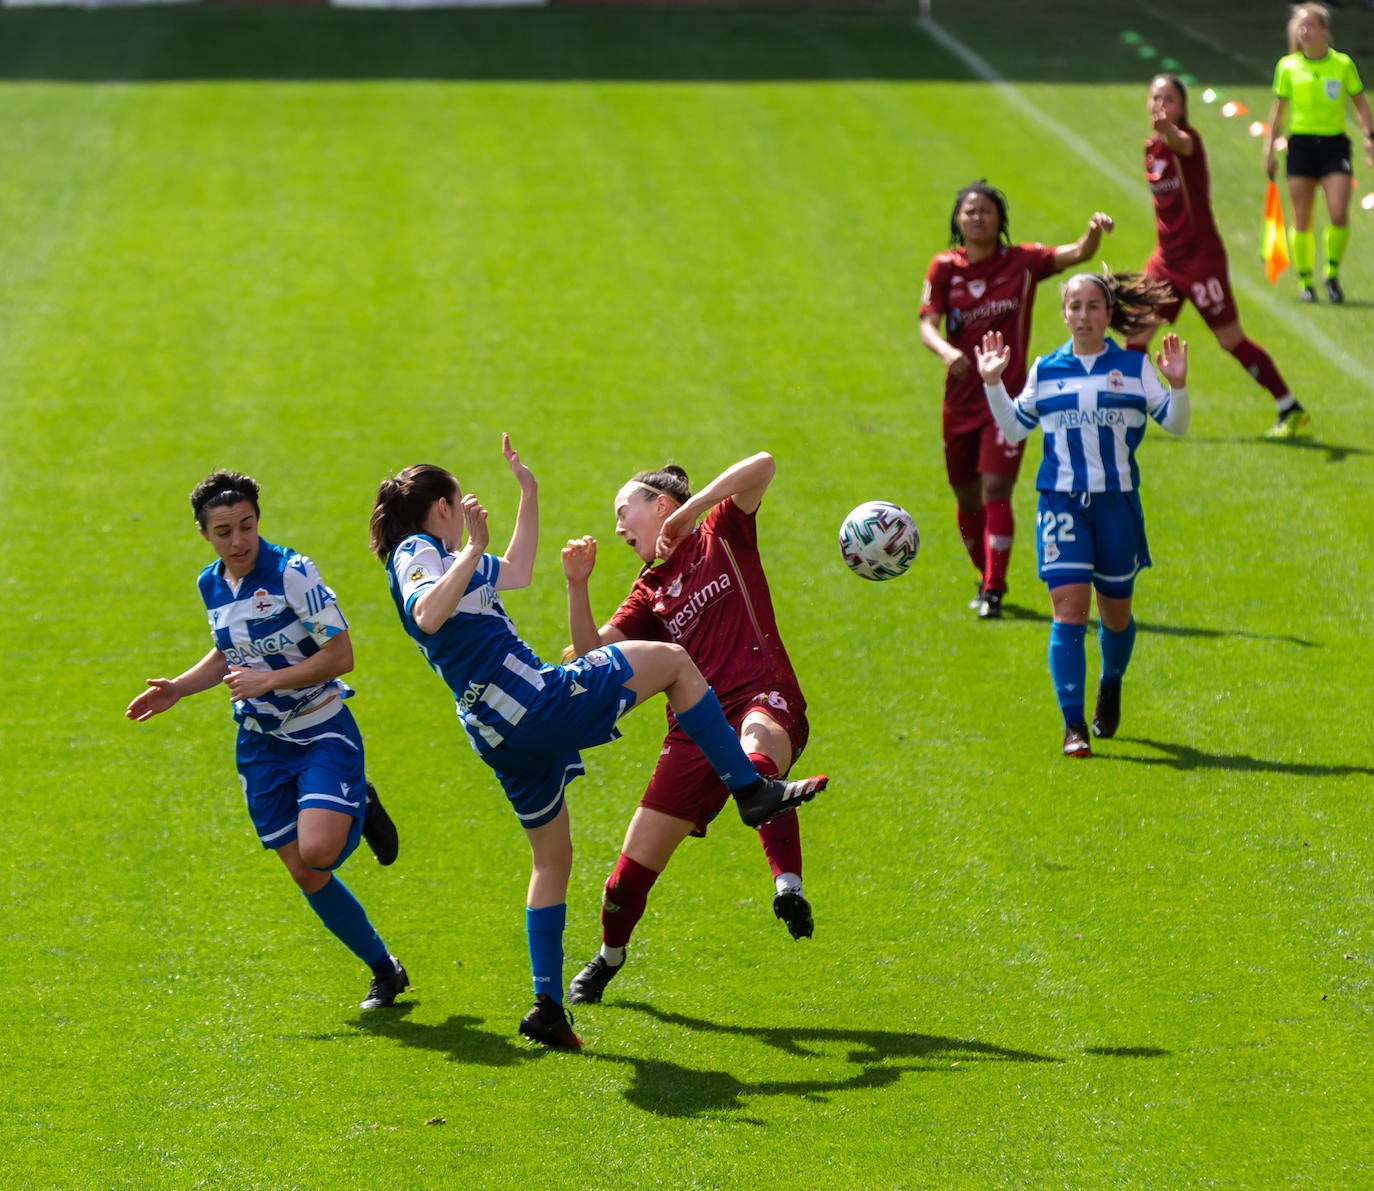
[
  {"x1": 625, "y1": 464, "x2": 691, "y2": 506},
  {"x1": 1061, "y1": 270, "x2": 1175, "y2": 339},
  {"x1": 370, "y1": 464, "x2": 458, "y2": 561}
]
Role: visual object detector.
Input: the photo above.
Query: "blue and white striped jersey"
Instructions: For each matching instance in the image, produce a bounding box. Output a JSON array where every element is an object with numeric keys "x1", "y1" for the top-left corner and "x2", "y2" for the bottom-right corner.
[
  {"x1": 1009, "y1": 338, "x2": 1175, "y2": 494},
  {"x1": 197, "y1": 539, "x2": 352, "y2": 736},
  {"x1": 385, "y1": 534, "x2": 549, "y2": 756}
]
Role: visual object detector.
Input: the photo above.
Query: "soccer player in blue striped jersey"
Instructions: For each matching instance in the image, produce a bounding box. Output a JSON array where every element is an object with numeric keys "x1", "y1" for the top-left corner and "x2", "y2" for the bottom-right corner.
[
  {"x1": 975, "y1": 273, "x2": 1191, "y2": 758},
  {"x1": 369, "y1": 435, "x2": 827, "y2": 1050},
  {"x1": 127, "y1": 471, "x2": 407, "y2": 1011}
]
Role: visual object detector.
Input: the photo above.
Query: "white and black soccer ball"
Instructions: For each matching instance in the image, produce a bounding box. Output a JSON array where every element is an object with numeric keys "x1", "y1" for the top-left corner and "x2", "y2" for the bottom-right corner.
[{"x1": 838, "y1": 501, "x2": 919, "y2": 581}]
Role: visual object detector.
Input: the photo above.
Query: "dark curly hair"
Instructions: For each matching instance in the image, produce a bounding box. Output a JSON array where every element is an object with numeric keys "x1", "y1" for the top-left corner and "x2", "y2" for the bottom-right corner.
[{"x1": 948, "y1": 179, "x2": 1011, "y2": 249}]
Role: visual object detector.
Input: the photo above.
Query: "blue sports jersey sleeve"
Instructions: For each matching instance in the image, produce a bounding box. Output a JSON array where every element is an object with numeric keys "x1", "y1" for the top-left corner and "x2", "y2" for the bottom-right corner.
[{"x1": 282, "y1": 553, "x2": 349, "y2": 644}]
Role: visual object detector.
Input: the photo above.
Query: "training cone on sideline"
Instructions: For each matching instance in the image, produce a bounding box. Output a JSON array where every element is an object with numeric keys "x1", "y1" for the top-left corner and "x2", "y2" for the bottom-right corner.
[{"x1": 1262, "y1": 180, "x2": 1290, "y2": 283}]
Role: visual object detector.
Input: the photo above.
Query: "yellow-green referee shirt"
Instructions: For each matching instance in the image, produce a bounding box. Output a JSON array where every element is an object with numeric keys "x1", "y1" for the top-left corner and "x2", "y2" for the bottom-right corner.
[{"x1": 1273, "y1": 49, "x2": 1365, "y2": 136}]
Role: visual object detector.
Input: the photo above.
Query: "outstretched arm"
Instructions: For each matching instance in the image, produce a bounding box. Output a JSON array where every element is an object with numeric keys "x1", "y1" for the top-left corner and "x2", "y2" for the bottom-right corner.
[
  {"x1": 562, "y1": 536, "x2": 605, "y2": 656},
  {"x1": 561, "y1": 536, "x2": 630, "y2": 658},
  {"x1": 126, "y1": 647, "x2": 229, "y2": 722},
  {"x1": 1154, "y1": 333, "x2": 1191, "y2": 435},
  {"x1": 656, "y1": 451, "x2": 775, "y2": 560},
  {"x1": 1053, "y1": 211, "x2": 1114, "y2": 271},
  {"x1": 496, "y1": 432, "x2": 538, "y2": 590},
  {"x1": 976, "y1": 331, "x2": 1035, "y2": 445}
]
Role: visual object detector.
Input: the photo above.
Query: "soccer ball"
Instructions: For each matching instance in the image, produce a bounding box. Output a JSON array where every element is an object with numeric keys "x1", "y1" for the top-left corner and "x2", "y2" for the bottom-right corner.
[{"x1": 838, "y1": 501, "x2": 919, "y2": 581}]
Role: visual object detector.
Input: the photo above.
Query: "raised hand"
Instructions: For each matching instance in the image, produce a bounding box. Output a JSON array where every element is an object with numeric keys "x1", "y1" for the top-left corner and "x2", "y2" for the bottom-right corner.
[
  {"x1": 502, "y1": 432, "x2": 535, "y2": 491},
  {"x1": 974, "y1": 330, "x2": 1012, "y2": 385},
  {"x1": 561, "y1": 535, "x2": 598, "y2": 583},
  {"x1": 1155, "y1": 333, "x2": 1188, "y2": 386}
]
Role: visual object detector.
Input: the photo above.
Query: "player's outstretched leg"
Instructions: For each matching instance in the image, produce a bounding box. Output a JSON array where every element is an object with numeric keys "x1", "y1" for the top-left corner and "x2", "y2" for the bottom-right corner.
[{"x1": 735, "y1": 774, "x2": 827, "y2": 829}]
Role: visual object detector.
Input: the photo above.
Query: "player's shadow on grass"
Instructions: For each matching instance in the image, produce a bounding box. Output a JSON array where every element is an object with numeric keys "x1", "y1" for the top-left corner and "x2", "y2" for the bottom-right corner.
[
  {"x1": 1181, "y1": 432, "x2": 1371, "y2": 463},
  {"x1": 345, "y1": 1005, "x2": 538, "y2": 1068},
  {"x1": 591, "y1": 1001, "x2": 1061, "y2": 1119},
  {"x1": 1000, "y1": 604, "x2": 1315, "y2": 648},
  {"x1": 1257, "y1": 435, "x2": 1373, "y2": 464},
  {"x1": 1108, "y1": 737, "x2": 1374, "y2": 778}
]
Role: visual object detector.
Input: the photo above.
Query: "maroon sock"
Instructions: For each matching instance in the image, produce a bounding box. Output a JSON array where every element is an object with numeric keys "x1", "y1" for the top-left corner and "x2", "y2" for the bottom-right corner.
[
  {"x1": 1229, "y1": 338, "x2": 1291, "y2": 404},
  {"x1": 601, "y1": 853, "x2": 659, "y2": 949},
  {"x1": 983, "y1": 497, "x2": 1014, "y2": 594},
  {"x1": 750, "y1": 753, "x2": 803, "y2": 880},
  {"x1": 957, "y1": 507, "x2": 987, "y2": 575}
]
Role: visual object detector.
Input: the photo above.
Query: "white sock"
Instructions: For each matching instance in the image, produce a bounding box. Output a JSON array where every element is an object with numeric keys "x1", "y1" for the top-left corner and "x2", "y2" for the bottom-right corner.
[
  {"x1": 775, "y1": 873, "x2": 802, "y2": 896},
  {"x1": 599, "y1": 944, "x2": 626, "y2": 967}
]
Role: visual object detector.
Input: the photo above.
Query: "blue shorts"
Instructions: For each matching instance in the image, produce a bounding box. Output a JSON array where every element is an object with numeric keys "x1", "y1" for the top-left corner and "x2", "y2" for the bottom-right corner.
[
  {"x1": 478, "y1": 646, "x2": 635, "y2": 830},
  {"x1": 235, "y1": 705, "x2": 368, "y2": 864},
  {"x1": 1036, "y1": 490, "x2": 1151, "y2": 598}
]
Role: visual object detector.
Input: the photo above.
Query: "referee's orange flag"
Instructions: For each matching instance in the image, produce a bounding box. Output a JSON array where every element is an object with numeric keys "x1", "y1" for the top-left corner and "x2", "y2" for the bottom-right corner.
[{"x1": 1262, "y1": 180, "x2": 1289, "y2": 282}]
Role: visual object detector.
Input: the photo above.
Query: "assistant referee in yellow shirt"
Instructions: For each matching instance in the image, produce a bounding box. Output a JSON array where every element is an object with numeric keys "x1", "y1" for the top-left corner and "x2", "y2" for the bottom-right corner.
[{"x1": 1263, "y1": 2, "x2": 1374, "y2": 303}]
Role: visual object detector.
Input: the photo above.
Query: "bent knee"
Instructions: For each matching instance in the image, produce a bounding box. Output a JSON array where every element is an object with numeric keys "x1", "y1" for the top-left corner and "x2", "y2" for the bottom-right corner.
[{"x1": 297, "y1": 840, "x2": 345, "y2": 873}]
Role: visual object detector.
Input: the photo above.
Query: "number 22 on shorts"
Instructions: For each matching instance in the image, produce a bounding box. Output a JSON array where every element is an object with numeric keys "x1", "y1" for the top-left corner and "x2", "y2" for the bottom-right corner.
[{"x1": 1039, "y1": 509, "x2": 1076, "y2": 564}]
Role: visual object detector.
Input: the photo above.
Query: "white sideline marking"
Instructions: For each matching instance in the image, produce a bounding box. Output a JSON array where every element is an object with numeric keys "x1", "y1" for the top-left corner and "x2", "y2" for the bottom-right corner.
[{"x1": 918, "y1": 18, "x2": 1370, "y2": 393}]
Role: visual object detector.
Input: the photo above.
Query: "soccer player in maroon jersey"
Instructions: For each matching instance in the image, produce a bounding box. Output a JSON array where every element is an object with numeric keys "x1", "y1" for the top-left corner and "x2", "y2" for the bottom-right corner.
[
  {"x1": 1132, "y1": 73, "x2": 1308, "y2": 440},
  {"x1": 560, "y1": 452, "x2": 817, "y2": 1005},
  {"x1": 920, "y1": 180, "x2": 1115, "y2": 619}
]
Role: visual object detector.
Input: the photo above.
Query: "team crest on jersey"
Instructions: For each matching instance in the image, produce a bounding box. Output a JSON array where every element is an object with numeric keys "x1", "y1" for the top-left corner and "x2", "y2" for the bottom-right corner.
[
  {"x1": 1107, "y1": 370, "x2": 1126, "y2": 391},
  {"x1": 967, "y1": 280, "x2": 986, "y2": 299},
  {"x1": 1326, "y1": 79, "x2": 1342, "y2": 100},
  {"x1": 251, "y1": 588, "x2": 277, "y2": 617},
  {"x1": 1044, "y1": 540, "x2": 1061, "y2": 563},
  {"x1": 408, "y1": 565, "x2": 429, "y2": 585},
  {"x1": 766, "y1": 690, "x2": 789, "y2": 712},
  {"x1": 1146, "y1": 158, "x2": 1167, "y2": 181},
  {"x1": 667, "y1": 576, "x2": 683, "y2": 598}
]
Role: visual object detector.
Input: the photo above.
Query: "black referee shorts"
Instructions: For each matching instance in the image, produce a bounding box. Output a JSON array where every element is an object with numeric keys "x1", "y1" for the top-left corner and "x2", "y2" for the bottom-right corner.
[{"x1": 1286, "y1": 133, "x2": 1352, "y2": 179}]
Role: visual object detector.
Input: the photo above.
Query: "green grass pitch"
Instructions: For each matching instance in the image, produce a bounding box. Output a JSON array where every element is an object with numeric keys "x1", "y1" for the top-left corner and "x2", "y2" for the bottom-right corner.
[{"x1": 1, "y1": 2, "x2": 1372, "y2": 1186}]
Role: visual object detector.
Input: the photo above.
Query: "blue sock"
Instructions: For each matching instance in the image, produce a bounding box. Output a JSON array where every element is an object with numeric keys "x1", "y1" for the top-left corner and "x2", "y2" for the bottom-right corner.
[
  {"x1": 1099, "y1": 617, "x2": 1136, "y2": 681},
  {"x1": 527, "y1": 903, "x2": 566, "y2": 1004},
  {"x1": 1048, "y1": 621, "x2": 1088, "y2": 724},
  {"x1": 673, "y1": 687, "x2": 758, "y2": 791},
  {"x1": 304, "y1": 876, "x2": 388, "y2": 968}
]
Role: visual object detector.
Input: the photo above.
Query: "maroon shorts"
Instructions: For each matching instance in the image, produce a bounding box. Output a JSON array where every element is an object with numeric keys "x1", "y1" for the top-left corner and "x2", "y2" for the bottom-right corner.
[
  {"x1": 640, "y1": 685, "x2": 809, "y2": 836},
  {"x1": 943, "y1": 408, "x2": 1026, "y2": 489},
  {"x1": 1144, "y1": 247, "x2": 1239, "y2": 330}
]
